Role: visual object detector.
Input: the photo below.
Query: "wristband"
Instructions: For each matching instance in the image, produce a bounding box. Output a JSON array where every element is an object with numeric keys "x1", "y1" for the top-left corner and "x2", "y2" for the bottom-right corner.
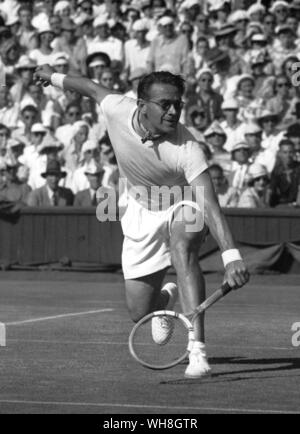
[
  {"x1": 51, "y1": 73, "x2": 66, "y2": 89},
  {"x1": 222, "y1": 249, "x2": 242, "y2": 268}
]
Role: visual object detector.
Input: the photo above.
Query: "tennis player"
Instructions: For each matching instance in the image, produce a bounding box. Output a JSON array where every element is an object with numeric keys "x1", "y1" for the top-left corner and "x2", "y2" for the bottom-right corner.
[{"x1": 34, "y1": 65, "x2": 249, "y2": 378}]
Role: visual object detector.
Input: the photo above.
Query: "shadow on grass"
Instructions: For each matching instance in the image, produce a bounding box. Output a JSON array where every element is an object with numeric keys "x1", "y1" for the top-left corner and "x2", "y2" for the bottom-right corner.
[{"x1": 160, "y1": 356, "x2": 300, "y2": 385}]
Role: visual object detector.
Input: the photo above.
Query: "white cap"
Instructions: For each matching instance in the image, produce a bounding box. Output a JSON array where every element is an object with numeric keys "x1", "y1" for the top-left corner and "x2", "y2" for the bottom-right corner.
[
  {"x1": 209, "y1": 0, "x2": 227, "y2": 12},
  {"x1": 6, "y1": 15, "x2": 19, "y2": 26},
  {"x1": 248, "y1": 163, "x2": 268, "y2": 180},
  {"x1": 247, "y1": 2, "x2": 266, "y2": 17},
  {"x1": 31, "y1": 123, "x2": 48, "y2": 134},
  {"x1": 228, "y1": 10, "x2": 249, "y2": 24},
  {"x1": 269, "y1": 1, "x2": 289, "y2": 13},
  {"x1": 54, "y1": 0, "x2": 70, "y2": 15},
  {"x1": 93, "y1": 14, "x2": 108, "y2": 28},
  {"x1": 179, "y1": 0, "x2": 200, "y2": 11},
  {"x1": 37, "y1": 21, "x2": 54, "y2": 35},
  {"x1": 72, "y1": 120, "x2": 90, "y2": 137},
  {"x1": 244, "y1": 122, "x2": 262, "y2": 135},
  {"x1": 81, "y1": 140, "x2": 98, "y2": 154},
  {"x1": 52, "y1": 52, "x2": 69, "y2": 66},
  {"x1": 204, "y1": 120, "x2": 226, "y2": 137},
  {"x1": 231, "y1": 141, "x2": 250, "y2": 152},
  {"x1": 196, "y1": 67, "x2": 214, "y2": 80},
  {"x1": 132, "y1": 18, "x2": 149, "y2": 32},
  {"x1": 158, "y1": 16, "x2": 174, "y2": 27},
  {"x1": 221, "y1": 98, "x2": 239, "y2": 110}
]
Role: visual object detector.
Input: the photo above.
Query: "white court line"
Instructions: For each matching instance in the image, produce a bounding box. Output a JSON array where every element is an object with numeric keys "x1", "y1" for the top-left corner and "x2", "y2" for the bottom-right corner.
[
  {"x1": 0, "y1": 400, "x2": 296, "y2": 414},
  {"x1": 6, "y1": 309, "x2": 114, "y2": 326}
]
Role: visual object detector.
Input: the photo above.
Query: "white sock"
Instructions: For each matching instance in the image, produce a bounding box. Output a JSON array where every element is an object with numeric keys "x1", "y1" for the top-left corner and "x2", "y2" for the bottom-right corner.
[{"x1": 192, "y1": 341, "x2": 206, "y2": 351}]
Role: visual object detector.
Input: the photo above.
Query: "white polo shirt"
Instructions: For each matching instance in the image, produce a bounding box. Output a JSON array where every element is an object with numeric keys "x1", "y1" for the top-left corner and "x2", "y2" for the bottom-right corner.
[{"x1": 100, "y1": 94, "x2": 208, "y2": 210}]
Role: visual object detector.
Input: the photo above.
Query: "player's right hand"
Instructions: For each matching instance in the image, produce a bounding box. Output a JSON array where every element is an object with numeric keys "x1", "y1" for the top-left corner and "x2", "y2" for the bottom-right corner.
[{"x1": 34, "y1": 64, "x2": 55, "y2": 87}]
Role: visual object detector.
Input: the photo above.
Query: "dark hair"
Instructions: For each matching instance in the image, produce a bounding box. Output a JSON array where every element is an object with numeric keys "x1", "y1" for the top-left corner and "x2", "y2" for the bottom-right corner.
[
  {"x1": 208, "y1": 163, "x2": 224, "y2": 174},
  {"x1": 66, "y1": 101, "x2": 82, "y2": 114},
  {"x1": 137, "y1": 71, "x2": 185, "y2": 100},
  {"x1": 279, "y1": 139, "x2": 294, "y2": 149}
]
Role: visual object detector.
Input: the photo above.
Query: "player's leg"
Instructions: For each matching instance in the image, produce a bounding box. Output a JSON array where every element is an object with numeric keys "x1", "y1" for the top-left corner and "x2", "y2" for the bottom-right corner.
[
  {"x1": 170, "y1": 204, "x2": 210, "y2": 377},
  {"x1": 125, "y1": 268, "x2": 168, "y2": 323}
]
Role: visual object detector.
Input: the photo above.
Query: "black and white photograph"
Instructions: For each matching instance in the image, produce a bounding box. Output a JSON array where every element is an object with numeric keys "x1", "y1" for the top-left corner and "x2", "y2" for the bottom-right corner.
[{"x1": 0, "y1": 0, "x2": 299, "y2": 417}]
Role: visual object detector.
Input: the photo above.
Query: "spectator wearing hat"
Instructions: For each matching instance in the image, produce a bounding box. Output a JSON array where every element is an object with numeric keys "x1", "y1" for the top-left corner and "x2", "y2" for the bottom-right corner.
[
  {"x1": 6, "y1": 138, "x2": 25, "y2": 169},
  {"x1": 179, "y1": 0, "x2": 202, "y2": 26},
  {"x1": 28, "y1": 136, "x2": 66, "y2": 190},
  {"x1": 256, "y1": 109, "x2": 285, "y2": 154},
  {"x1": 20, "y1": 123, "x2": 48, "y2": 173},
  {"x1": 86, "y1": 51, "x2": 111, "y2": 83},
  {"x1": 247, "y1": 2, "x2": 266, "y2": 23},
  {"x1": 12, "y1": 102, "x2": 39, "y2": 147},
  {"x1": 27, "y1": 159, "x2": 74, "y2": 207},
  {"x1": 234, "y1": 74, "x2": 259, "y2": 123},
  {"x1": 204, "y1": 120, "x2": 231, "y2": 174},
  {"x1": 88, "y1": 15, "x2": 124, "y2": 68},
  {"x1": 147, "y1": 15, "x2": 190, "y2": 76},
  {"x1": 70, "y1": 139, "x2": 100, "y2": 194},
  {"x1": 208, "y1": 163, "x2": 239, "y2": 208},
  {"x1": 124, "y1": 19, "x2": 150, "y2": 78},
  {"x1": 205, "y1": 47, "x2": 231, "y2": 95},
  {"x1": 74, "y1": 159, "x2": 105, "y2": 207},
  {"x1": 220, "y1": 98, "x2": 244, "y2": 152},
  {"x1": 269, "y1": 139, "x2": 300, "y2": 207},
  {"x1": 271, "y1": 25, "x2": 298, "y2": 74},
  {"x1": 227, "y1": 141, "x2": 252, "y2": 198},
  {"x1": 0, "y1": 158, "x2": 31, "y2": 211},
  {"x1": 54, "y1": 100, "x2": 83, "y2": 147},
  {"x1": 244, "y1": 122, "x2": 276, "y2": 173},
  {"x1": 61, "y1": 120, "x2": 90, "y2": 172},
  {"x1": 238, "y1": 163, "x2": 270, "y2": 208},
  {"x1": 209, "y1": 0, "x2": 231, "y2": 31},
  {"x1": 16, "y1": 5, "x2": 37, "y2": 52},
  {"x1": 49, "y1": 14, "x2": 62, "y2": 38},
  {"x1": 214, "y1": 24, "x2": 246, "y2": 77},
  {"x1": 185, "y1": 104, "x2": 209, "y2": 142},
  {"x1": 266, "y1": 75, "x2": 299, "y2": 127},
  {"x1": 9, "y1": 55, "x2": 37, "y2": 105},
  {"x1": 269, "y1": 1, "x2": 289, "y2": 26},
  {"x1": 263, "y1": 12, "x2": 276, "y2": 46},
  {"x1": 247, "y1": 49, "x2": 275, "y2": 100},
  {"x1": 29, "y1": 22, "x2": 55, "y2": 66},
  {"x1": 194, "y1": 68, "x2": 223, "y2": 124}
]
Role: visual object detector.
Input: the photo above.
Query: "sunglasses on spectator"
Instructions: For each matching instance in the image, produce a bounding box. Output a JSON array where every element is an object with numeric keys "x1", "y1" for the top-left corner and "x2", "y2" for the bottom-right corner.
[
  {"x1": 275, "y1": 8, "x2": 287, "y2": 14},
  {"x1": 254, "y1": 176, "x2": 268, "y2": 183},
  {"x1": 264, "y1": 20, "x2": 275, "y2": 25},
  {"x1": 0, "y1": 132, "x2": 8, "y2": 137},
  {"x1": 277, "y1": 82, "x2": 290, "y2": 87},
  {"x1": 67, "y1": 111, "x2": 81, "y2": 116},
  {"x1": 200, "y1": 78, "x2": 213, "y2": 83},
  {"x1": 23, "y1": 115, "x2": 36, "y2": 120}
]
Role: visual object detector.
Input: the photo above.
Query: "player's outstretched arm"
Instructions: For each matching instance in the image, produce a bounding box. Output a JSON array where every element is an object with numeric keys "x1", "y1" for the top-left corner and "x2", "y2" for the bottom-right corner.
[
  {"x1": 34, "y1": 64, "x2": 114, "y2": 105},
  {"x1": 190, "y1": 170, "x2": 250, "y2": 289}
]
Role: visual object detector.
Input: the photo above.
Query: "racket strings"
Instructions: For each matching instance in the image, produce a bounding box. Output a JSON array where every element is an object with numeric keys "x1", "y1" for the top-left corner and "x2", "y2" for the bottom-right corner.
[{"x1": 130, "y1": 313, "x2": 189, "y2": 370}]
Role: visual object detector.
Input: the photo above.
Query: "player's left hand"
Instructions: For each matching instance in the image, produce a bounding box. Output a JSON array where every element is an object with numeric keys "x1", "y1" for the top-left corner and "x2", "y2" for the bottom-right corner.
[{"x1": 224, "y1": 260, "x2": 249, "y2": 290}]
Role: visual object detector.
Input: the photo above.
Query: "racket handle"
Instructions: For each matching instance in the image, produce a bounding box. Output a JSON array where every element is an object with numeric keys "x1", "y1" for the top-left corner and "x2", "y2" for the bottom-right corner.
[
  {"x1": 221, "y1": 282, "x2": 232, "y2": 296},
  {"x1": 195, "y1": 282, "x2": 233, "y2": 314}
]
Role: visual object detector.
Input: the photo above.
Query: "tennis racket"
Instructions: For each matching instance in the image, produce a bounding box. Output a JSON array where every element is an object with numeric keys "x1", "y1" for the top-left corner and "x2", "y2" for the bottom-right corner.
[{"x1": 128, "y1": 282, "x2": 232, "y2": 370}]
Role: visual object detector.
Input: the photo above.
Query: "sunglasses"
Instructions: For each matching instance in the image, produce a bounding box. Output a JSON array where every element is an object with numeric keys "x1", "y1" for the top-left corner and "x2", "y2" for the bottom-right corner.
[
  {"x1": 254, "y1": 176, "x2": 268, "y2": 183},
  {"x1": 277, "y1": 82, "x2": 290, "y2": 87},
  {"x1": 146, "y1": 99, "x2": 184, "y2": 112},
  {"x1": 68, "y1": 111, "x2": 81, "y2": 116}
]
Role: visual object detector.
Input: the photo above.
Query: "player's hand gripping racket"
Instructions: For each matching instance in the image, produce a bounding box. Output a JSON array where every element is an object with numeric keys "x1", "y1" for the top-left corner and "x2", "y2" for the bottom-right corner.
[{"x1": 128, "y1": 282, "x2": 232, "y2": 370}]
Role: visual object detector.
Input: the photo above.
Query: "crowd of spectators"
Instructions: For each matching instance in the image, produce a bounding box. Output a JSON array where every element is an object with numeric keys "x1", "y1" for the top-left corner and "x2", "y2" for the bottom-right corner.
[{"x1": 0, "y1": 0, "x2": 300, "y2": 214}]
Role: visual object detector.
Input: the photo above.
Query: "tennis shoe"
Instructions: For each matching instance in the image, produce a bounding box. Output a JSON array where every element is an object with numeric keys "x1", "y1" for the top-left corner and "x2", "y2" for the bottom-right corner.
[
  {"x1": 184, "y1": 342, "x2": 211, "y2": 378},
  {"x1": 151, "y1": 283, "x2": 178, "y2": 345}
]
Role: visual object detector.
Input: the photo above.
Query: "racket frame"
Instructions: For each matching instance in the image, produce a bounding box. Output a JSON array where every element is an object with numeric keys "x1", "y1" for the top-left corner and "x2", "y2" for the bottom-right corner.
[{"x1": 128, "y1": 282, "x2": 233, "y2": 370}]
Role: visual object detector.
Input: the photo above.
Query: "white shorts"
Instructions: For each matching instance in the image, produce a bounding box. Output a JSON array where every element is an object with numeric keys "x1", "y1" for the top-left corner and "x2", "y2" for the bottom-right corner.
[{"x1": 121, "y1": 196, "x2": 202, "y2": 280}]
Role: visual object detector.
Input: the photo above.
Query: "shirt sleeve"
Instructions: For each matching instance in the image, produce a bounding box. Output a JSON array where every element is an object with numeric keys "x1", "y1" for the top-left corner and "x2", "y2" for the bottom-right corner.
[{"x1": 178, "y1": 140, "x2": 209, "y2": 184}]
